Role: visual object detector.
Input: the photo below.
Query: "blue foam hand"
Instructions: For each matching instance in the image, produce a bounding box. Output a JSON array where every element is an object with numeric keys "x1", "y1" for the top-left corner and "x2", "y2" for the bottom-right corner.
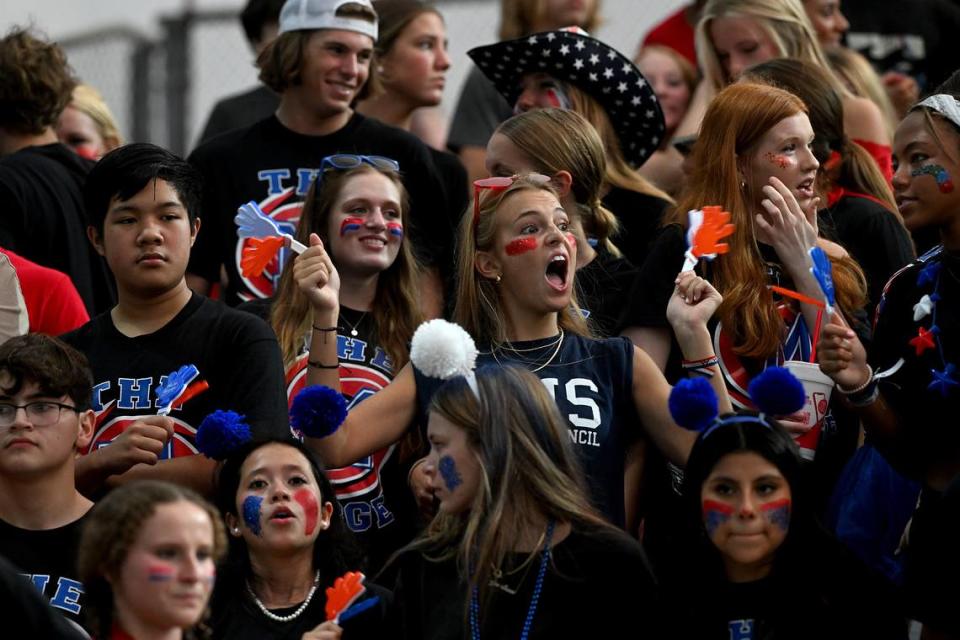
[
  {"x1": 155, "y1": 364, "x2": 200, "y2": 415},
  {"x1": 809, "y1": 247, "x2": 835, "y2": 312},
  {"x1": 235, "y1": 201, "x2": 282, "y2": 239}
]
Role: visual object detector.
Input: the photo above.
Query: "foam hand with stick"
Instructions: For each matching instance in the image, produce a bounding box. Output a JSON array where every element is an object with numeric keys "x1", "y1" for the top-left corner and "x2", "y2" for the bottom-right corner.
[
  {"x1": 155, "y1": 364, "x2": 209, "y2": 416},
  {"x1": 808, "y1": 246, "x2": 836, "y2": 317},
  {"x1": 325, "y1": 571, "x2": 367, "y2": 624},
  {"x1": 236, "y1": 201, "x2": 308, "y2": 278},
  {"x1": 682, "y1": 206, "x2": 735, "y2": 272}
]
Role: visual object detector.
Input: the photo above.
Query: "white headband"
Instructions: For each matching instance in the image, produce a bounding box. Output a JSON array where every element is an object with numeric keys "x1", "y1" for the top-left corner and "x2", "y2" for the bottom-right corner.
[{"x1": 915, "y1": 94, "x2": 960, "y2": 130}]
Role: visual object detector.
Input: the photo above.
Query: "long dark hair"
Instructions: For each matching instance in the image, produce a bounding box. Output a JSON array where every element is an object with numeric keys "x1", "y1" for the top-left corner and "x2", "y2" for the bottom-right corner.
[{"x1": 212, "y1": 438, "x2": 364, "y2": 590}]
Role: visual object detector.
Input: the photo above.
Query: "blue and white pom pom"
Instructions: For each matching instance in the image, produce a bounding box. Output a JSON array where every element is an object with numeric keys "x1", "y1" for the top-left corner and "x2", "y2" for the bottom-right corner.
[
  {"x1": 290, "y1": 385, "x2": 348, "y2": 439},
  {"x1": 410, "y1": 319, "x2": 479, "y2": 395},
  {"x1": 748, "y1": 367, "x2": 806, "y2": 416},
  {"x1": 196, "y1": 410, "x2": 252, "y2": 460},
  {"x1": 668, "y1": 377, "x2": 720, "y2": 432}
]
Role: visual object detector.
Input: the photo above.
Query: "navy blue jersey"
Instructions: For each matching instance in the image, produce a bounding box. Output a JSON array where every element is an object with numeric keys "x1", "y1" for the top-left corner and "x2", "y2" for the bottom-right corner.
[{"x1": 415, "y1": 333, "x2": 640, "y2": 526}]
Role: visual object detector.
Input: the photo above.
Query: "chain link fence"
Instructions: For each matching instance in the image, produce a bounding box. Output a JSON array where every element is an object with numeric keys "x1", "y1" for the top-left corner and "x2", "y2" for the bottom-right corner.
[{"x1": 58, "y1": 0, "x2": 676, "y2": 156}]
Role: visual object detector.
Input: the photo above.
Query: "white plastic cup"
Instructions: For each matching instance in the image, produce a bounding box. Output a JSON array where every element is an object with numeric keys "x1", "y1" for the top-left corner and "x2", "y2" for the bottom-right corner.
[{"x1": 782, "y1": 361, "x2": 835, "y2": 461}]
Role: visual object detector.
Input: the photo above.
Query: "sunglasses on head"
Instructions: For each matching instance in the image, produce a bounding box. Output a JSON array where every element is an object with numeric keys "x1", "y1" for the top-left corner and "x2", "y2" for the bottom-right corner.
[
  {"x1": 320, "y1": 154, "x2": 401, "y2": 173},
  {"x1": 472, "y1": 173, "x2": 552, "y2": 229}
]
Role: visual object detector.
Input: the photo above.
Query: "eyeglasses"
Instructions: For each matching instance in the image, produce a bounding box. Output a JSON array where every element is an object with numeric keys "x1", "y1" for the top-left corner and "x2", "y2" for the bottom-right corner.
[
  {"x1": 472, "y1": 173, "x2": 552, "y2": 228},
  {"x1": 0, "y1": 402, "x2": 79, "y2": 428},
  {"x1": 319, "y1": 154, "x2": 400, "y2": 173}
]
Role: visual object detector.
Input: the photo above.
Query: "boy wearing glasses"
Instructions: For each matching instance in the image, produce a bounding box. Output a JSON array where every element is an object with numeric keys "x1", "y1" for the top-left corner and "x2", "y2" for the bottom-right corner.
[
  {"x1": 0, "y1": 334, "x2": 95, "y2": 631},
  {"x1": 61, "y1": 143, "x2": 289, "y2": 497},
  {"x1": 186, "y1": 0, "x2": 457, "y2": 310}
]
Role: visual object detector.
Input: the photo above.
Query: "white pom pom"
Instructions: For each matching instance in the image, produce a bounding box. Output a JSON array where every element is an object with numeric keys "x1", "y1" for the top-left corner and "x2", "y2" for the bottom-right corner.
[{"x1": 410, "y1": 319, "x2": 478, "y2": 380}]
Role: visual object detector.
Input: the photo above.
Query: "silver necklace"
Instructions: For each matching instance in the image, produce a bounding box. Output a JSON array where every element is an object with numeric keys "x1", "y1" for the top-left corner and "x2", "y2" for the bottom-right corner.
[
  {"x1": 247, "y1": 571, "x2": 320, "y2": 623},
  {"x1": 340, "y1": 311, "x2": 368, "y2": 337}
]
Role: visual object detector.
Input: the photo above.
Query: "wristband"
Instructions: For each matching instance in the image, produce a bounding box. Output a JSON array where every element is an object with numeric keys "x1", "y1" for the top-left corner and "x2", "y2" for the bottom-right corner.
[
  {"x1": 682, "y1": 356, "x2": 720, "y2": 369},
  {"x1": 307, "y1": 359, "x2": 340, "y2": 370},
  {"x1": 844, "y1": 382, "x2": 879, "y2": 407}
]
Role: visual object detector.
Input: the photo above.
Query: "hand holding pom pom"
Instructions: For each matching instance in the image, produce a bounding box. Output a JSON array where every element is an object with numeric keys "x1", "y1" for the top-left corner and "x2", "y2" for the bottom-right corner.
[
  {"x1": 291, "y1": 385, "x2": 348, "y2": 439},
  {"x1": 748, "y1": 367, "x2": 806, "y2": 417},
  {"x1": 196, "y1": 410, "x2": 252, "y2": 460},
  {"x1": 668, "y1": 377, "x2": 719, "y2": 432},
  {"x1": 410, "y1": 319, "x2": 478, "y2": 380}
]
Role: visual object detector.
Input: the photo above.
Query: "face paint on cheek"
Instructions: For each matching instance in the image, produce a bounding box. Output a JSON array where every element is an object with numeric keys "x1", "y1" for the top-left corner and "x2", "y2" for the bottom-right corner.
[
  {"x1": 242, "y1": 495, "x2": 263, "y2": 536},
  {"x1": 545, "y1": 86, "x2": 572, "y2": 110},
  {"x1": 438, "y1": 455, "x2": 462, "y2": 491},
  {"x1": 202, "y1": 566, "x2": 216, "y2": 586},
  {"x1": 912, "y1": 164, "x2": 955, "y2": 193},
  {"x1": 386, "y1": 222, "x2": 403, "y2": 239},
  {"x1": 760, "y1": 498, "x2": 791, "y2": 532},
  {"x1": 147, "y1": 563, "x2": 175, "y2": 582},
  {"x1": 765, "y1": 152, "x2": 789, "y2": 169},
  {"x1": 702, "y1": 499, "x2": 735, "y2": 538},
  {"x1": 565, "y1": 233, "x2": 576, "y2": 248},
  {"x1": 293, "y1": 488, "x2": 320, "y2": 536},
  {"x1": 339, "y1": 216, "x2": 365, "y2": 236},
  {"x1": 505, "y1": 237, "x2": 538, "y2": 256}
]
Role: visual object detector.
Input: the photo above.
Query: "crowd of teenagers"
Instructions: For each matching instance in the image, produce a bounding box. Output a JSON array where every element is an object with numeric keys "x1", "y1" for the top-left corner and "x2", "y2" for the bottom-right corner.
[{"x1": 2, "y1": 0, "x2": 960, "y2": 637}]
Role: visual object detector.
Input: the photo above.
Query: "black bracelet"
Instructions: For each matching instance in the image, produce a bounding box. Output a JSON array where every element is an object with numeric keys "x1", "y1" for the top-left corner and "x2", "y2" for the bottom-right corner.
[
  {"x1": 307, "y1": 359, "x2": 340, "y2": 370},
  {"x1": 313, "y1": 325, "x2": 338, "y2": 332}
]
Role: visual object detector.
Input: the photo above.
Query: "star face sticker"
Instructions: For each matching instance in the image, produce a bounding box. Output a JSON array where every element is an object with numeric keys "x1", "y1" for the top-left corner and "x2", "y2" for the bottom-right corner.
[
  {"x1": 917, "y1": 261, "x2": 942, "y2": 287},
  {"x1": 928, "y1": 364, "x2": 959, "y2": 397},
  {"x1": 913, "y1": 294, "x2": 936, "y2": 321},
  {"x1": 909, "y1": 325, "x2": 938, "y2": 356}
]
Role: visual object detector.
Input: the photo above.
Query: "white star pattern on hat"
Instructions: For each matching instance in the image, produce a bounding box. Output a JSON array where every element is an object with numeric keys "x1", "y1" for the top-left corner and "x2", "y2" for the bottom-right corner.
[
  {"x1": 560, "y1": 44, "x2": 570, "y2": 55},
  {"x1": 528, "y1": 35, "x2": 537, "y2": 44},
  {"x1": 603, "y1": 68, "x2": 614, "y2": 79},
  {"x1": 617, "y1": 82, "x2": 628, "y2": 93},
  {"x1": 631, "y1": 96, "x2": 642, "y2": 106},
  {"x1": 589, "y1": 72, "x2": 598, "y2": 81},
  {"x1": 546, "y1": 32, "x2": 556, "y2": 41},
  {"x1": 607, "y1": 50, "x2": 617, "y2": 60},
  {"x1": 589, "y1": 53, "x2": 599, "y2": 64},
  {"x1": 574, "y1": 58, "x2": 584, "y2": 69},
  {"x1": 575, "y1": 40, "x2": 586, "y2": 50}
]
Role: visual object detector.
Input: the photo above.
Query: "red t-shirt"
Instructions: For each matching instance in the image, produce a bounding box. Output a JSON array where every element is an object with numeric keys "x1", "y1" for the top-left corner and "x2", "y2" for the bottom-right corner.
[
  {"x1": 0, "y1": 248, "x2": 89, "y2": 335},
  {"x1": 641, "y1": 5, "x2": 698, "y2": 67}
]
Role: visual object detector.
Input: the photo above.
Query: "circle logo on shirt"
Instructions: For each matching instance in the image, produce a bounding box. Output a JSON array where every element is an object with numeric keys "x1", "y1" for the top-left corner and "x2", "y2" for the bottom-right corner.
[{"x1": 286, "y1": 357, "x2": 394, "y2": 499}]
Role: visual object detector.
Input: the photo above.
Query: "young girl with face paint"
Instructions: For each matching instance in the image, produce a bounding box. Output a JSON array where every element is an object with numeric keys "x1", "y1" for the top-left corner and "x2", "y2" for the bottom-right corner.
[
  {"x1": 299, "y1": 174, "x2": 732, "y2": 530},
  {"x1": 244, "y1": 157, "x2": 424, "y2": 573},
  {"x1": 389, "y1": 365, "x2": 660, "y2": 638},
  {"x1": 210, "y1": 438, "x2": 388, "y2": 640},
  {"x1": 78, "y1": 481, "x2": 227, "y2": 640},
  {"x1": 670, "y1": 413, "x2": 905, "y2": 639},
  {"x1": 818, "y1": 81, "x2": 960, "y2": 637}
]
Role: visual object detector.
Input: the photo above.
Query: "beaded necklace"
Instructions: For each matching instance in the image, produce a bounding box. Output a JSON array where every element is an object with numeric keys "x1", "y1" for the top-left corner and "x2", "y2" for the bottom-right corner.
[
  {"x1": 469, "y1": 520, "x2": 556, "y2": 640},
  {"x1": 909, "y1": 256, "x2": 959, "y2": 396}
]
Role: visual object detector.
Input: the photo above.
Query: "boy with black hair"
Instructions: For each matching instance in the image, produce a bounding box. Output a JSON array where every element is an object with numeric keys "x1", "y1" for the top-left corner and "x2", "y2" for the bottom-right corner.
[
  {"x1": 187, "y1": 0, "x2": 455, "y2": 311},
  {"x1": 196, "y1": 0, "x2": 285, "y2": 144},
  {"x1": 0, "y1": 334, "x2": 96, "y2": 632},
  {"x1": 62, "y1": 143, "x2": 288, "y2": 496},
  {"x1": 0, "y1": 27, "x2": 114, "y2": 315}
]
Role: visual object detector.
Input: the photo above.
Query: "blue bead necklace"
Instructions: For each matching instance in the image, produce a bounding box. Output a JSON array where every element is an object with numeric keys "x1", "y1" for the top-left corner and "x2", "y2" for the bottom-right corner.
[{"x1": 469, "y1": 519, "x2": 556, "y2": 640}]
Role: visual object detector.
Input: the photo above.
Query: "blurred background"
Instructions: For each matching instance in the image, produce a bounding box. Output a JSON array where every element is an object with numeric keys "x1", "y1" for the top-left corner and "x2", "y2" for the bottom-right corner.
[{"x1": 2, "y1": 0, "x2": 682, "y2": 155}]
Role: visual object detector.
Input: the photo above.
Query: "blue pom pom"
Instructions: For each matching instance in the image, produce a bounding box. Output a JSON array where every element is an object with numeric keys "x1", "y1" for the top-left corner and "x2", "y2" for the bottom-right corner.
[
  {"x1": 290, "y1": 385, "x2": 348, "y2": 438},
  {"x1": 748, "y1": 367, "x2": 806, "y2": 416},
  {"x1": 669, "y1": 378, "x2": 719, "y2": 431},
  {"x1": 196, "y1": 410, "x2": 252, "y2": 460}
]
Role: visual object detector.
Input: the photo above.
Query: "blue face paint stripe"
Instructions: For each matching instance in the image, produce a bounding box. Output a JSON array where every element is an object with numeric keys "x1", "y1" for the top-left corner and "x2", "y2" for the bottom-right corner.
[
  {"x1": 242, "y1": 495, "x2": 263, "y2": 536},
  {"x1": 438, "y1": 456, "x2": 462, "y2": 492}
]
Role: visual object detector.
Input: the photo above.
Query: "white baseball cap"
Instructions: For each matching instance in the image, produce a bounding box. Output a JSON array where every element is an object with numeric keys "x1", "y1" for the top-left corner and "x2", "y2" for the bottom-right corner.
[{"x1": 278, "y1": 0, "x2": 378, "y2": 39}]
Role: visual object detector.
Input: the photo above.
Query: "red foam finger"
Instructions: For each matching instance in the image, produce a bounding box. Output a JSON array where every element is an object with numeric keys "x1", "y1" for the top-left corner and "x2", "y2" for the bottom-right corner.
[
  {"x1": 241, "y1": 236, "x2": 285, "y2": 278},
  {"x1": 325, "y1": 571, "x2": 366, "y2": 622}
]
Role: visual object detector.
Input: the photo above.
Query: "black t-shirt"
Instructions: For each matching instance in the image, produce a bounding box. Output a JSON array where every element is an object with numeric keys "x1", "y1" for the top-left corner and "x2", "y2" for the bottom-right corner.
[
  {"x1": 61, "y1": 294, "x2": 289, "y2": 456},
  {"x1": 903, "y1": 476, "x2": 960, "y2": 634},
  {"x1": 187, "y1": 113, "x2": 458, "y2": 305},
  {"x1": 388, "y1": 525, "x2": 659, "y2": 639},
  {"x1": 415, "y1": 334, "x2": 639, "y2": 527},
  {"x1": 869, "y1": 246, "x2": 960, "y2": 476},
  {"x1": 239, "y1": 300, "x2": 419, "y2": 573},
  {"x1": 843, "y1": 0, "x2": 960, "y2": 91},
  {"x1": 601, "y1": 186, "x2": 671, "y2": 269},
  {"x1": 0, "y1": 554, "x2": 87, "y2": 639},
  {"x1": 817, "y1": 193, "x2": 914, "y2": 315},
  {"x1": 196, "y1": 85, "x2": 280, "y2": 146},
  {"x1": 0, "y1": 143, "x2": 114, "y2": 315},
  {"x1": 446, "y1": 65, "x2": 513, "y2": 152},
  {"x1": 0, "y1": 514, "x2": 88, "y2": 628},
  {"x1": 576, "y1": 246, "x2": 639, "y2": 337},
  {"x1": 211, "y1": 575, "x2": 389, "y2": 640}
]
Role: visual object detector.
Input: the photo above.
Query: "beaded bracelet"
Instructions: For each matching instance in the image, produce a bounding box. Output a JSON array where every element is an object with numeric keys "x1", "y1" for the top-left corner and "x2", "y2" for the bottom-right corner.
[
  {"x1": 312, "y1": 325, "x2": 337, "y2": 332},
  {"x1": 838, "y1": 365, "x2": 874, "y2": 395},
  {"x1": 307, "y1": 360, "x2": 339, "y2": 370}
]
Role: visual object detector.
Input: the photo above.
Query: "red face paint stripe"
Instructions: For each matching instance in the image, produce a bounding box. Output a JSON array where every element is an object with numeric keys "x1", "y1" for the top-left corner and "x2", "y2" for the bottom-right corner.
[
  {"x1": 339, "y1": 216, "x2": 365, "y2": 236},
  {"x1": 387, "y1": 222, "x2": 403, "y2": 238},
  {"x1": 702, "y1": 500, "x2": 735, "y2": 515},
  {"x1": 147, "y1": 564, "x2": 175, "y2": 582},
  {"x1": 565, "y1": 233, "x2": 576, "y2": 247},
  {"x1": 294, "y1": 489, "x2": 320, "y2": 536},
  {"x1": 505, "y1": 237, "x2": 538, "y2": 256},
  {"x1": 759, "y1": 498, "x2": 791, "y2": 512}
]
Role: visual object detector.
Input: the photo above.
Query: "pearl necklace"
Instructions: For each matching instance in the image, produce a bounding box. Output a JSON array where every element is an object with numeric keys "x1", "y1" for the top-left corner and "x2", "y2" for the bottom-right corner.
[{"x1": 247, "y1": 571, "x2": 320, "y2": 623}]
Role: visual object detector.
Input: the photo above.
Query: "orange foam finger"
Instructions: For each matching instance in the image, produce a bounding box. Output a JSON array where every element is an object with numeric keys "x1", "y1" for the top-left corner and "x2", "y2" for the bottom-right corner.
[
  {"x1": 325, "y1": 571, "x2": 366, "y2": 622},
  {"x1": 240, "y1": 236, "x2": 285, "y2": 278}
]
